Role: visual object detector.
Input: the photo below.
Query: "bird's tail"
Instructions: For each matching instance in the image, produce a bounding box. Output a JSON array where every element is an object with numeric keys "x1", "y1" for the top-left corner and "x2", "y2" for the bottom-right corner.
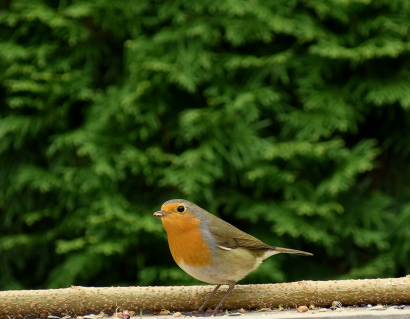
[{"x1": 273, "y1": 246, "x2": 313, "y2": 256}]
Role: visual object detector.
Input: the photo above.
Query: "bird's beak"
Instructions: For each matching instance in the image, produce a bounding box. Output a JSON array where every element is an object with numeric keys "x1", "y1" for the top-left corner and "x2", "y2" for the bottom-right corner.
[{"x1": 153, "y1": 210, "x2": 167, "y2": 217}]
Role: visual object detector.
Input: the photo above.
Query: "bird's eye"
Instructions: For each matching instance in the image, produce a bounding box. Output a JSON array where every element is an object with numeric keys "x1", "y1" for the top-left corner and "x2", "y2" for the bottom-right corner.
[{"x1": 177, "y1": 205, "x2": 185, "y2": 213}]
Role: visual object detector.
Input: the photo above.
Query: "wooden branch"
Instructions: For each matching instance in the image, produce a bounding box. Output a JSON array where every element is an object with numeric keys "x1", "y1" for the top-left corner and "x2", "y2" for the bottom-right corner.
[{"x1": 1, "y1": 277, "x2": 409, "y2": 316}]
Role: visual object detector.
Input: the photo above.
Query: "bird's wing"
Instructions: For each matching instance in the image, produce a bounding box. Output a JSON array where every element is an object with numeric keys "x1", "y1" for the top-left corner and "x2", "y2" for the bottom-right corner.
[{"x1": 204, "y1": 211, "x2": 272, "y2": 250}]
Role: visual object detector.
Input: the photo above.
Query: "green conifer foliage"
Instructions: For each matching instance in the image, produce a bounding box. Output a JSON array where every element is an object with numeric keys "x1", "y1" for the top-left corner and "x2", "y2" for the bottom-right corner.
[{"x1": 1, "y1": 0, "x2": 409, "y2": 289}]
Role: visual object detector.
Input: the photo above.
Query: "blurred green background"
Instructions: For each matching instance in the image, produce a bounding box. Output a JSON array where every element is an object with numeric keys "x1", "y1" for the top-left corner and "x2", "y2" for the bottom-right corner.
[{"x1": 1, "y1": 0, "x2": 410, "y2": 290}]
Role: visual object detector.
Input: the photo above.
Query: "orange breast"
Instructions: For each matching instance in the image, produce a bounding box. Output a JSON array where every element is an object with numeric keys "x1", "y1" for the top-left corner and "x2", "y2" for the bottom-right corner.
[{"x1": 162, "y1": 213, "x2": 212, "y2": 267}]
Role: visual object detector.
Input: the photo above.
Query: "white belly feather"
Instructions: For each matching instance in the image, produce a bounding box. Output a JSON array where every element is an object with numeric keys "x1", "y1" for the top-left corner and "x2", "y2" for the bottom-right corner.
[{"x1": 177, "y1": 248, "x2": 279, "y2": 284}]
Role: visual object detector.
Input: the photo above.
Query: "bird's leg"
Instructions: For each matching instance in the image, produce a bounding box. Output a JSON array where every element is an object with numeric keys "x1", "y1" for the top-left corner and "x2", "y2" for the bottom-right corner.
[
  {"x1": 198, "y1": 284, "x2": 222, "y2": 313},
  {"x1": 210, "y1": 281, "x2": 236, "y2": 316}
]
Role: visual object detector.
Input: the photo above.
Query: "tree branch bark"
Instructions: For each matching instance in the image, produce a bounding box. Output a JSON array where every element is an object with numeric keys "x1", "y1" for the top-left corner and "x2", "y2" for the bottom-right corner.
[{"x1": 1, "y1": 276, "x2": 409, "y2": 315}]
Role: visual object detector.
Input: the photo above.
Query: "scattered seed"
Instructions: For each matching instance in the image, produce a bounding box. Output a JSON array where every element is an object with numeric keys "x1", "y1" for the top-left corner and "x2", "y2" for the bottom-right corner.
[
  {"x1": 297, "y1": 306, "x2": 308, "y2": 313},
  {"x1": 370, "y1": 305, "x2": 384, "y2": 311}
]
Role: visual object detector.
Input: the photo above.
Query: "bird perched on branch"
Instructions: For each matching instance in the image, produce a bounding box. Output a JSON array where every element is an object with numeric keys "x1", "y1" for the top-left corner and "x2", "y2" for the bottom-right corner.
[{"x1": 154, "y1": 199, "x2": 312, "y2": 316}]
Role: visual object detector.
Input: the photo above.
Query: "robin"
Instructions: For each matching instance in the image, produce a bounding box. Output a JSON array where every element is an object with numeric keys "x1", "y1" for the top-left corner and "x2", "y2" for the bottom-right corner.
[{"x1": 154, "y1": 199, "x2": 312, "y2": 316}]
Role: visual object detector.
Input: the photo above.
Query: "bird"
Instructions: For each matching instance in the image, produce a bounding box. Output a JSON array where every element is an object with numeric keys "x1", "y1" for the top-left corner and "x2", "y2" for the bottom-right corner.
[{"x1": 154, "y1": 199, "x2": 312, "y2": 316}]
